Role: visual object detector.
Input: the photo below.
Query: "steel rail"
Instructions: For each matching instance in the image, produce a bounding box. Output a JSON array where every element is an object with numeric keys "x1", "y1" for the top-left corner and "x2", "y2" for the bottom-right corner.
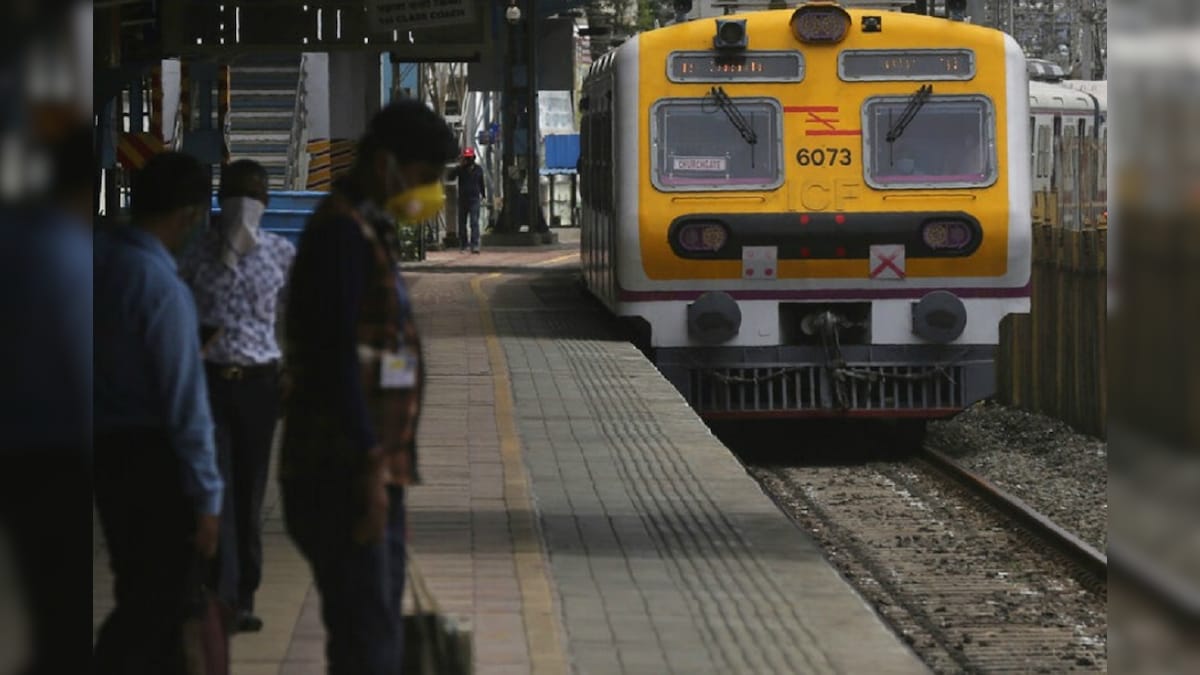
[
  {"x1": 919, "y1": 446, "x2": 1107, "y2": 581},
  {"x1": 1108, "y1": 540, "x2": 1200, "y2": 625}
]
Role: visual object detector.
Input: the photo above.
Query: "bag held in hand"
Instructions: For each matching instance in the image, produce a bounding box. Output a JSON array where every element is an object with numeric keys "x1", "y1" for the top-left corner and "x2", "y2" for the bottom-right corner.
[
  {"x1": 403, "y1": 555, "x2": 473, "y2": 675},
  {"x1": 182, "y1": 583, "x2": 231, "y2": 675}
]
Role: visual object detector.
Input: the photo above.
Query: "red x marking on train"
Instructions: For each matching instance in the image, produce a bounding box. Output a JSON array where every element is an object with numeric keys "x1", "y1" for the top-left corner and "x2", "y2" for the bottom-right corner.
[
  {"x1": 868, "y1": 243, "x2": 902, "y2": 278},
  {"x1": 784, "y1": 105, "x2": 863, "y2": 137},
  {"x1": 872, "y1": 253, "x2": 904, "y2": 278}
]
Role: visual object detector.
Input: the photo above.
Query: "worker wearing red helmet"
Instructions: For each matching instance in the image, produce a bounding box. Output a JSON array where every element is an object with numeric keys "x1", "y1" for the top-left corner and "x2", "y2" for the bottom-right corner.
[{"x1": 449, "y1": 147, "x2": 487, "y2": 253}]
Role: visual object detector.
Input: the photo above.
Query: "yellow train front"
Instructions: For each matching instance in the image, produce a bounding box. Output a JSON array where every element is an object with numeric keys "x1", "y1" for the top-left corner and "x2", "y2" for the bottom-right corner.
[{"x1": 579, "y1": 1, "x2": 1032, "y2": 426}]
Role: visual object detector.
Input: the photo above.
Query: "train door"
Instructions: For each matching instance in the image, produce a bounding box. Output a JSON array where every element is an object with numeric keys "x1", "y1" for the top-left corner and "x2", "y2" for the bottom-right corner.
[
  {"x1": 1060, "y1": 119, "x2": 1079, "y2": 228},
  {"x1": 1051, "y1": 114, "x2": 1062, "y2": 193},
  {"x1": 1033, "y1": 117, "x2": 1052, "y2": 193},
  {"x1": 580, "y1": 101, "x2": 591, "y2": 282},
  {"x1": 603, "y1": 88, "x2": 616, "y2": 305},
  {"x1": 1032, "y1": 115, "x2": 1041, "y2": 182},
  {"x1": 1077, "y1": 117, "x2": 1095, "y2": 224},
  {"x1": 1098, "y1": 125, "x2": 1108, "y2": 206}
]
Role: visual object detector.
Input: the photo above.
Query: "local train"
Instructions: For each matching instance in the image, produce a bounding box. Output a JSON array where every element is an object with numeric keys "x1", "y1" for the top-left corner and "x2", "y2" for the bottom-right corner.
[
  {"x1": 1027, "y1": 78, "x2": 1107, "y2": 227},
  {"x1": 579, "y1": 1, "x2": 1036, "y2": 433}
]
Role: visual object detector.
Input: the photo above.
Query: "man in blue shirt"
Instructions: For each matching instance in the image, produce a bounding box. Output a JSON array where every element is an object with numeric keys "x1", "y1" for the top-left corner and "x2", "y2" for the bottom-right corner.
[
  {"x1": 0, "y1": 123, "x2": 93, "y2": 675},
  {"x1": 93, "y1": 151, "x2": 224, "y2": 674}
]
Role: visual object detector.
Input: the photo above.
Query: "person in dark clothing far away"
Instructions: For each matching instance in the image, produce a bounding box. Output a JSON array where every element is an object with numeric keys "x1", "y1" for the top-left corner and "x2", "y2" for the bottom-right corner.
[
  {"x1": 180, "y1": 158, "x2": 296, "y2": 633},
  {"x1": 449, "y1": 146, "x2": 485, "y2": 253},
  {"x1": 280, "y1": 100, "x2": 456, "y2": 674},
  {"x1": 93, "y1": 151, "x2": 224, "y2": 674}
]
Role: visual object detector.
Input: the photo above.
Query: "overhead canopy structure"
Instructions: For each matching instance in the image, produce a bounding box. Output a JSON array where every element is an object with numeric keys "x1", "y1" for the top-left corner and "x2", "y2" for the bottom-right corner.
[
  {"x1": 467, "y1": 16, "x2": 577, "y2": 91},
  {"x1": 161, "y1": 0, "x2": 492, "y2": 61}
]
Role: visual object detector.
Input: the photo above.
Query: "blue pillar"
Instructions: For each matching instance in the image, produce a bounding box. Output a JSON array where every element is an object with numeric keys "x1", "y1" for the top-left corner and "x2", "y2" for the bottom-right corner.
[
  {"x1": 181, "y1": 61, "x2": 223, "y2": 165},
  {"x1": 97, "y1": 99, "x2": 117, "y2": 169},
  {"x1": 128, "y1": 81, "x2": 144, "y2": 133}
]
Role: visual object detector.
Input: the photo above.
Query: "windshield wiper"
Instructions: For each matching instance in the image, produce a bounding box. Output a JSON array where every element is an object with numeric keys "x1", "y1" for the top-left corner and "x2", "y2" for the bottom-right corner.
[
  {"x1": 885, "y1": 83, "x2": 933, "y2": 144},
  {"x1": 709, "y1": 86, "x2": 758, "y2": 146}
]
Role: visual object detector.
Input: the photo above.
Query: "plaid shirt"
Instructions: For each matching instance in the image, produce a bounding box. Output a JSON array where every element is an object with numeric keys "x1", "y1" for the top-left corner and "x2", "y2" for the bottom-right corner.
[{"x1": 281, "y1": 184, "x2": 423, "y2": 486}]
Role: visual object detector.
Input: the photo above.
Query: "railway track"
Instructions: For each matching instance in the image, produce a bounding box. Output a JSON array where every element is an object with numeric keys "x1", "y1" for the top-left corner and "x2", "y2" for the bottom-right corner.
[
  {"x1": 750, "y1": 449, "x2": 1108, "y2": 673},
  {"x1": 918, "y1": 446, "x2": 1107, "y2": 585}
]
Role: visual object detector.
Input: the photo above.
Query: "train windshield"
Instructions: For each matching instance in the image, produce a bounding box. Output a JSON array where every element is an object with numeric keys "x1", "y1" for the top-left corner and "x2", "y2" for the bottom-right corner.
[
  {"x1": 651, "y1": 97, "x2": 783, "y2": 191},
  {"x1": 862, "y1": 95, "x2": 997, "y2": 189}
]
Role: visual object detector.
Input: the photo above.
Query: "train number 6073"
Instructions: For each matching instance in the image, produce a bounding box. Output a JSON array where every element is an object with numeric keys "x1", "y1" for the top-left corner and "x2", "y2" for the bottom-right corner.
[{"x1": 796, "y1": 148, "x2": 852, "y2": 167}]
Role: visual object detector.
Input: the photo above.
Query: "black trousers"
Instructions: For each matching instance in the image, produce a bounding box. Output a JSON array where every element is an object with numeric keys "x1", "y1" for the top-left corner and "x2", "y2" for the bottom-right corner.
[
  {"x1": 205, "y1": 365, "x2": 280, "y2": 613},
  {"x1": 93, "y1": 429, "x2": 198, "y2": 675},
  {"x1": 0, "y1": 447, "x2": 89, "y2": 675}
]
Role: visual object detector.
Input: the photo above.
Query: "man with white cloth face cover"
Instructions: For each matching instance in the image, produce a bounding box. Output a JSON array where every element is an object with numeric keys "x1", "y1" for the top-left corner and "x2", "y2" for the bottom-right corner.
[
  {"x1": 180, "y1": 159, "x2": 297, "y2": 633},
  {"x1": 219, "y1": 183, "x2": 268, "y2": 271}
]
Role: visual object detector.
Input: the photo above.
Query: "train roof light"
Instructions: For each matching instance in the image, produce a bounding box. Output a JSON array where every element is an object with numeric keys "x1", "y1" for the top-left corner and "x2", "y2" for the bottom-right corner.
[
  {"x1": 791, "y1": 1, "x2": 851, "y2": 45},
  {"x1": 713, "y1": 19, "x2": 748, "y2": 50},
  {"x1": 1027, "y1": 58, "x2": 1067, "y2": 82}
]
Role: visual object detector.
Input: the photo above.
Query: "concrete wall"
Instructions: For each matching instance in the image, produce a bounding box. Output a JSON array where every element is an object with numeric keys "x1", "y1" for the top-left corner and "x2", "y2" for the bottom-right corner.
[
  {"x1": 71, "y1": 2, "x2": 92, "y2": 117},
  {"x1": 303, "y1": 52, "x2": 330, "y2": 140},
  {"x1": 380, "y1": 53, "x2": 391, "y2": 104},
  {"x1": 328, "y1": 51, "x2": 382, "y2": 139},
  {"x1": 161, "y1": 59, "x2": 181, "y2": 142}
]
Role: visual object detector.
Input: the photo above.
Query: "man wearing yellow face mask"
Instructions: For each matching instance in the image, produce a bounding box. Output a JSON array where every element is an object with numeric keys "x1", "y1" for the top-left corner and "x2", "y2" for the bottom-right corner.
[{"x1": 279, "y1": 101, "x2": 457, "y2": 674}]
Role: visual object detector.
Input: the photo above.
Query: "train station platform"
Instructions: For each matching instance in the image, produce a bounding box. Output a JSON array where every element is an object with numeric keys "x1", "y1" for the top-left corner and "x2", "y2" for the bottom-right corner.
[{"x1": 93, "y1": 236, "x2": 928, "y2": 674}]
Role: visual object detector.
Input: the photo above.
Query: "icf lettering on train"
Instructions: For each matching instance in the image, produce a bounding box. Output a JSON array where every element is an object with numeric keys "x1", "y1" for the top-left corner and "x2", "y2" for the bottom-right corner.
[{"x1": 799, "y1": 179, "x2": 861, "y2": 212}]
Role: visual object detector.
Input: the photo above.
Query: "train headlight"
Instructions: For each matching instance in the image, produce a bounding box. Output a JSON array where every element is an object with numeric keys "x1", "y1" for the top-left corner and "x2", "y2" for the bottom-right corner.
[
  {"x1": 790, "y1": 1, "x2": 851, "y2": 45},
  {"x1": 713, "y1": 19, "x2": 748, "y2": 50},
  {"x1": 677, "y1": 222, "x2": 729, "y2": 253},
  {"x1": 921, "y1": 219, "x2": 973, "y2": 251}
]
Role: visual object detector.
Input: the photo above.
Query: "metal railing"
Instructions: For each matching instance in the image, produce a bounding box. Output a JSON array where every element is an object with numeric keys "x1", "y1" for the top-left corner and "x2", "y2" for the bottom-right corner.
[{"x1": 285, "y1": 54, "x2": 310, "y2": 191}]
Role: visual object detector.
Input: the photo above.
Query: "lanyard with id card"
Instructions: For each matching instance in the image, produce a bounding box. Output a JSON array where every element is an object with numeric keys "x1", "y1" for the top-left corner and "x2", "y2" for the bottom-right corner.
[{"x1": 380, "y1": 346, "x2": 418, "y2": 389}]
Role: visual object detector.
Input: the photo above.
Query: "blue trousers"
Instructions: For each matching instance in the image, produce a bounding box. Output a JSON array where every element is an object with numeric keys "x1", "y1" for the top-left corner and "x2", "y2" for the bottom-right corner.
[
  {"x1": 283, "y1": 479, "x2": 406, "y2": 675},
  {"x1": 458, "y1": 200, "x2": 481, "y2": 251}
]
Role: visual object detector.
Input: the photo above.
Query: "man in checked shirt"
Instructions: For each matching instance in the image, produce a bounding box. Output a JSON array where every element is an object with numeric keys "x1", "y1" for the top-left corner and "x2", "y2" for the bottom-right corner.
[
  {"x1": 280, "y1": 101, "x2": 453, "y2": 673},
  {"x1": 180, "y1": 159, "x2": 296, "y2": 633}
]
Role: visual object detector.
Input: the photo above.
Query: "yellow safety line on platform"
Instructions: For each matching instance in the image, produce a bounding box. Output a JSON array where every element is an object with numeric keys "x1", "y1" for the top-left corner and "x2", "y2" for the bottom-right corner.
[
  {"x1": 470, "y1": 272, "x2": 568, "y2": 675},
  {"x1": 534, "y1": 251, "x2": 580, "y2": 267}
]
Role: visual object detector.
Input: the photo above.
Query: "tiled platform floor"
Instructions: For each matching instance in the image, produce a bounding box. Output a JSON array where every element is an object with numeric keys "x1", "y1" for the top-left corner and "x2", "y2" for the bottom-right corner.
[{"x1": 93, "y1": 237, "x2": 927, "y2": 674}]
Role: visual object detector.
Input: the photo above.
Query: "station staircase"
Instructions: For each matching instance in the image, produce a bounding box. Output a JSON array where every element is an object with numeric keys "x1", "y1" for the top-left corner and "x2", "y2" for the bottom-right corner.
[{"x1": 227, "y1": 54, "x2": 306, "y2": 190}]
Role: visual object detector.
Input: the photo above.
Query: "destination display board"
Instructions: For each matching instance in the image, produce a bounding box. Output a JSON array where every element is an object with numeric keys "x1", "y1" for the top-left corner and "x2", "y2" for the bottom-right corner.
[
  {"x1": 672, "y1": 156, "x2": 728, "y2": 172},
  {"x1": 667, "y1": 51, "x2": 804, "y2": 83},
  {"x1": 839, "y1": 49, "x2": 975, "y2": 81}
]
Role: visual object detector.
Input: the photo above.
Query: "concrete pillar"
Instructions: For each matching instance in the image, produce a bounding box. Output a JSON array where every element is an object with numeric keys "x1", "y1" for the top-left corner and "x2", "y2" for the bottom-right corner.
[
  {"x1": 328, "y1": 51, "x2": 382, "y2": 142},
  {"x1": 303, "y1": 53, "x2": 330, "y2": 141},
  {"x1": 499, "y1": 15, "x2": 520, "y2": 233},
  {"x1": 525, "y1": 0, "x2": 542, "y2": 233},
  {"x1": 1079, "y1": 9, "x2": 1095, "y2": 80}
]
